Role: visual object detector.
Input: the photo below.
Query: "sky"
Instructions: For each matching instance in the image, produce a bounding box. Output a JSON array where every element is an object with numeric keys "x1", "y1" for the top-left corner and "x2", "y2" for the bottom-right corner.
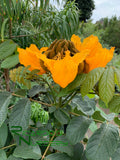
[
  {"x1": 50, "y1": 0, "x2": 120, "y2": 23},
  {"x1": 91, "y1": 0, "x2": 120, "y2": 23}
]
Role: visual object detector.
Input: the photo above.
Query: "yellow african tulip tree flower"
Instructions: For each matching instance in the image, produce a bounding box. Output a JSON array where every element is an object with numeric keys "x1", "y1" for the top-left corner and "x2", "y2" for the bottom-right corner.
[
  {"x1": 17, "y1": 35, "x2": 115, "y2": 88},
  {"x1": 71, "y1": 34, "x2": 115, "y2": 73}
]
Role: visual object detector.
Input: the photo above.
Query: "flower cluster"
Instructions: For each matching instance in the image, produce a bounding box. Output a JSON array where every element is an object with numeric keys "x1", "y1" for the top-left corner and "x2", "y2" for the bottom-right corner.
[{"x1": 18, "y1": 34, "x2": 114, "y2": 88}]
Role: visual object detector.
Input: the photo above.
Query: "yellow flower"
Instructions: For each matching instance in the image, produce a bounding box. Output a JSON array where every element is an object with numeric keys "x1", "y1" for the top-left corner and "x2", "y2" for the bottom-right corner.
[
  {"x1": 37, "y1": 50, "x2": 89, "y2": 88},
  {"x1": 71, "y1": 34, "x2": 115, "y2": 73},
  {"x1": 18, "y1": 35, "x2": 114, "y2": 88},
  {"x1": 18, "y1": 44, "x2": 48, "y2": 75}
]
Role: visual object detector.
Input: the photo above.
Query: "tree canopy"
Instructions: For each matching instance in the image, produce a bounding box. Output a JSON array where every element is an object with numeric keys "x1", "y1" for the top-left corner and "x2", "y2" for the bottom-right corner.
[{"x1": 67, "y1": 0, "x2": 95, "y2": 22}]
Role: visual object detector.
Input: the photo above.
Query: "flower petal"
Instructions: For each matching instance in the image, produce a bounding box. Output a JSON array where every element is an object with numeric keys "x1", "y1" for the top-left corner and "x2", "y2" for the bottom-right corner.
[
  {"x1": 39, "y1": 50, "x2": 89, "y2": 88},
  {"x1": 85, "y1": 47, "x2": 115, "y2": 72},
  {"x1": 18, "y1": 46, "x2": 46, "y2": 75},
  {"x1": 71, "y1": 34, "x2": 82, "y2": 51}
]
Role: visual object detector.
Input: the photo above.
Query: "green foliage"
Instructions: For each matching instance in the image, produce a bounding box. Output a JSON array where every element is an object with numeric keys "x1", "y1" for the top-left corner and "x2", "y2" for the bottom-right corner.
[
  {"x1": 66, "y1": 116, "x2": 92, "y2": 145},
  {"x1": 1, "y1": 1, "x2": 120, "y2": 160},
  {"x1": 86, "y1": 123, "x2": 119, "y2": 160},
  {"x1": 13, "y1": 145, "x2": 41, "y2": 159},
  {"x1": 31, "y1": 102, "x2": 49, "y2": 124},
  {"x1": 81, "y1": 67, "x2": 105, "y2": 97},
  {"x1": 9, "y1": 98, "x2": 31, "y2": 132},
  {"x1": 0, "y1": 91, "x2": 12, "y2": 127}
]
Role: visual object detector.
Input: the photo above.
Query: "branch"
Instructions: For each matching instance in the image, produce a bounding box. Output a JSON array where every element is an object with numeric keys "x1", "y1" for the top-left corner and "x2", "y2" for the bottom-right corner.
[{"x1": 41, "y1": 129, "x2": 57, "y2": 160}]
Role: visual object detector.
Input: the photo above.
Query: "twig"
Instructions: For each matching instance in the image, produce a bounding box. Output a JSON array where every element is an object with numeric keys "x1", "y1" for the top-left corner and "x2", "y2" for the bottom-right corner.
[
  {"x1": 11, "y1": 92, "x2": 52, "y2": 107},
  {"x1": 70, "y1": 112, "x2": 106, "y2": 123},
  {"x1": 0, "y1": 144, "x2": 16, "y2": 150},
  {"x1": 4, "y1": 69, "x2": 10, "y2": 91},
  {"x1": 41, "y1": 129, "x2": 57, "y2": 160},
  {"x1": 10, "y1": 29, "x2": 49, "y2": 39}
]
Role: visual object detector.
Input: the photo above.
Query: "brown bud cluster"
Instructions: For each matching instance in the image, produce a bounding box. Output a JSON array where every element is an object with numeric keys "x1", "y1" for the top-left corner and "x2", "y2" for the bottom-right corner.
[
  {"x1": 43, "y1": 39, "x2": 88, "y2": 74},
  {"x1": 44, "y1": 39, "x2": 79, "y2": 59}
]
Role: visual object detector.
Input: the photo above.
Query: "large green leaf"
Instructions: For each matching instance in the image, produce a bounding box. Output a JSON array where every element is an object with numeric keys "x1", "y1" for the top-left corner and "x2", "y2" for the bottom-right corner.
[
  {"x1": 0, "y1": 40, "x2": 17, "y2": 60},
  {"x1": 70, "y1": 95, "x2": 95, "y2": 116},
  {"x1": 28, "y1": 85, "x2": 46, "y2": 97},
  {"x1": 9, "y1": 98, "x2": 31, "y2": 132},
  {"x1": 13, "y1": 145, "x2": 41, "y2": 159},
  {"x1": 0, "y1": 150, "x2": 7, "y2": 160},
  {"x1": 92, "y1": 108, "x2": 115, "y2": 122},
  {"x1": 66, "y1": 116, "x2": 92, "y2": 145},
  {"x1": 7, "y1": 155, "x2": 23, "y2": 160},
  {"x1": 51, "y1": 135, "x2": 73, "y2": 157},
  {"x1": 108, "y1": 95, "x2": 120, "y2": 113},
  {"x1": 0, "y1": 123, "x2": 8, "y2": 148},
  {"x1": 54, "y1": 108, "x2": 70, "y2": 124},
  {"x1": 81, "y1": 67, "x2": 105, "y2": 97},
  {"x1": 112, "y1": 141, "x2": 120, "y2": 160},
  {"x1": 114, "y1": 67, "x2": 120, "y2": 89},
  {"x1": 86, "y1": 123, "x2": 119, "y2": 160},
  {"x1": 114, "y1": 117, "x2": 120, "y2": 126},
  {"x1": 0, "y1": 91, "x2": 12, "y2": 127},
  {"x1": 99, "y1": 67, "x2": 115, "y2": 104},
  {"x1": 46, "y1": 153, "x2": 72, "y2": 160},
  {"x1": 58, "y1": 74, "x2": 86, "y2": 97},
  {"x1": 1, "y1": 54, "x2": 19, "y2": 69},
  {"x1": 73, "y1": 143, "x2": 87, "y2": 160}
]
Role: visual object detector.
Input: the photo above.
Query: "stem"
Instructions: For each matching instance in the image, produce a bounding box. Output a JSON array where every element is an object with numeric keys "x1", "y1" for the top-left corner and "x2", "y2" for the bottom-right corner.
[
  {"x1": 10, "y1": 29, "x2": 49, "y2": 39},
  {"x1": 11, "y1": 92, "x2": 52, "y2": 107},
  {"x1": 9, "y1": 18, "x2": 12, "y2": 39},
  {"x1": 58, "y1": 87, "x2": 62, "y2": 107},
  {"x1": 62, "y1": 91, "x2": 78, "y2": 108},
  {"x1": 4, "y1": 69, "x2": 10, "y2": 91},
  {"x1": 62, "y1": 92, "x2": 74, "y2": 104},
  {"x1": 70, "y1": 112, "x2": 107, "y2": 123},
  {"x1": 41, "y1": 129, "x2": 57, "y2": 160},
  {"x1": 0, "y1": 144, "x2": 16, "y2": 150}
]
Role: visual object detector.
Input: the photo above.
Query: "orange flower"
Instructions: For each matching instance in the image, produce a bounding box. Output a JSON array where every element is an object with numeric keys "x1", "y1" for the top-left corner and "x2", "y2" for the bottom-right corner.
[
  {"x1": 37, "y1": 50, "x2": 89, "y2": 88},
  {"x1": 18, "y1": 44, "x2": 48, "y2": 75},
  {"x1": 71, "y1": 34, "x2": 115, "y2": 73},
  {"x1": 18, "y1": 35, "x2": 114, "y2": 88}
]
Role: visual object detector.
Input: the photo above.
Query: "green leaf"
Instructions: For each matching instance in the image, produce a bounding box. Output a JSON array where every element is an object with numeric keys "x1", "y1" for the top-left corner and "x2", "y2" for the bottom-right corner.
[
  {"x1": 45, "y1": 153, "x2": 72, "y2": 160},
  {"x1": 54, "y1": 108, "x2": 70, "y2": 124},
  {"x1": 108, "y1": 95, "x2": 120, "y2": 113},
  {"x1": 92, "y1": 111, "x2": 106, "y2": 122},
  {"x1": 114, "y1": 67, "x2": 120, "y2": 89},
  {"x1": 81, "y1": 67, "x2": 105, "y2": 97},
  {"x1": 9, "y1": 98, "x2": 31, "y2": 132},
  {"x1": 112, "y1": 141, "x2": 120, "y2": 160},
  {"x1": 114, "y1": 117, "x2": 120, "y2": 126},
  {"x1": 58, "y1": 74, "x2": 86, "y2": 97},
  {"x1": 99, "y1": 67, "x2": 115, "y2": 104},
  {"x1": 98, "y1": 99, "x2": 107, "y2": 108},
  {"x1": 28, "y1": 85, "x2": 46, "y2": 97},
  {"x1": 1, "y1": 54, "x2": 19, "y2": 69},
  {"x1": 13, "y1": 145, "x2": 41, "y2": 159},
  {"x1": 1, "y1": 18, "x2": 8, "y2": 42},
  {"x1": 51, "y1": 135, "x2": 73, "y2": 157},
  {"x1": 0, "y1": 91, "x2": 12, "y2": 127},
  {"x1": 0, "y1": 150, "x2": 7, "y2": 160},
  {"x1": 89, "y1": 121, "x2": 98, "y2": 133},
  {"x1": 66, "y1": 116, "x2": 92, "y2": 145},
  {"x1": 0, "y1": 123, "x2": 8, "y2": 148},
  {"x1": 0, "y1": 40, "x2": 17, "y2": 60},
  {"x1": 7, "y1": 155, "x2": 23, "y2": 160},
  {"x1": 86, "y1": 123, "x2": 119, "y2": 160},
  {"x1": 70, "y1": 95, "x2": 96, "y2": 116},
  {"x1": 73, "y1": 143, "x2": 86, "y2": 160}
]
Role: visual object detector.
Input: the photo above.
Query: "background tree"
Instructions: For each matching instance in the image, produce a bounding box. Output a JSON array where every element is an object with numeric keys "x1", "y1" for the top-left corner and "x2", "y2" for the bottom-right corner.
[{"x1": 66, "y1": 0, "x2": 95, "y2": 22}]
